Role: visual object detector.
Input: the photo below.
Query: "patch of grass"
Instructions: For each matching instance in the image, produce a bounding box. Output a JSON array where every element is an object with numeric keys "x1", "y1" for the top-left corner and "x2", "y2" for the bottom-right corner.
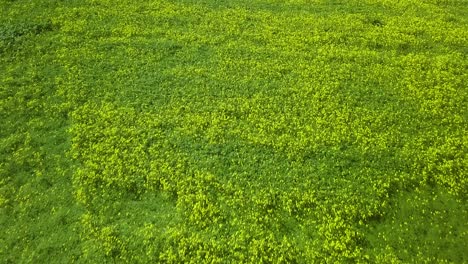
[{"x1": 1, "y1": 0, "x2": 467, "y2": 262}]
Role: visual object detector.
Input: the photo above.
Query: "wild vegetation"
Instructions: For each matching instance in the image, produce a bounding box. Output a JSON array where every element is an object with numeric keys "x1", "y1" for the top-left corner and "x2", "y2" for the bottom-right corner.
[{"x1": 1, "y1": 0, "x2": 467, "y2": 263}]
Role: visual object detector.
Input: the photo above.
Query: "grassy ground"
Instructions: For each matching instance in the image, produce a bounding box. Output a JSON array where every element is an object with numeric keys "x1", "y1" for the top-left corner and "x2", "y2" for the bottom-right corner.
[{"x1": 1, "y1": 0, "x2": 467, "y2": 263}]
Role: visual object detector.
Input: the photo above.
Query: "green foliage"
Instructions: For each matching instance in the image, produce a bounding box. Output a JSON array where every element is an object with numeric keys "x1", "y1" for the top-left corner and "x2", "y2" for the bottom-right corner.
[{"x1": 1, "y1": 0, "x2": 467, "y2": 263}]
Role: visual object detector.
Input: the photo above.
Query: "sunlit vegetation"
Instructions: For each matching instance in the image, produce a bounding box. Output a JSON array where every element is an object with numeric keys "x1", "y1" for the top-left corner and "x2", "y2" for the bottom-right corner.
[{"x1": 1, "y1": 0, "x2": 467, "y2": 262}]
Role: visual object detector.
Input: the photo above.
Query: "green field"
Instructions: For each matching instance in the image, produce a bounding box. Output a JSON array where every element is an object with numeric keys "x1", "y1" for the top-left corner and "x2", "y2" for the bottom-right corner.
[{"x1": 1, "y1": 0, "x2": 467, "y2": 263}]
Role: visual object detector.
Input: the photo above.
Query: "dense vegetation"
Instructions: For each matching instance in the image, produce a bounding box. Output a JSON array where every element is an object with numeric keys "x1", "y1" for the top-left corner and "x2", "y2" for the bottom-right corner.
[{"x1": 1, "y1": 0, "x2": 467, "y2": 263}]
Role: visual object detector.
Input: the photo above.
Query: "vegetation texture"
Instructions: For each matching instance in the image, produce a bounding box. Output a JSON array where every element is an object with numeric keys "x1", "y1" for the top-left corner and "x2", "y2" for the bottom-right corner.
[{"x1": 1, "y1": 0, "x2": 467, "y2": 263}]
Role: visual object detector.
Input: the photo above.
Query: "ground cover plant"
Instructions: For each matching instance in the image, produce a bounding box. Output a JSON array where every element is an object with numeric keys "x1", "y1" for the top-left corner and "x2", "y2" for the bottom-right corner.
[{"x1": 1, "y1": 0, "x2": 467, "y2": 263}]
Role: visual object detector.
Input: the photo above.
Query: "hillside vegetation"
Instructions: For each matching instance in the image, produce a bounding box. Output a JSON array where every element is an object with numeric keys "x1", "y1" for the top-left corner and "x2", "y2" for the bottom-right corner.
[{"x1": 1, "y1": 0, "x2": 467, "y2": 263}]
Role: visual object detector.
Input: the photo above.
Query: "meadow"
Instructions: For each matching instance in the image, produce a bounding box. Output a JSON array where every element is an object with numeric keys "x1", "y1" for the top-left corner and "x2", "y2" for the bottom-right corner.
[{"x1": 1, "y1": 0, "x2": 467, "y2": 263}]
